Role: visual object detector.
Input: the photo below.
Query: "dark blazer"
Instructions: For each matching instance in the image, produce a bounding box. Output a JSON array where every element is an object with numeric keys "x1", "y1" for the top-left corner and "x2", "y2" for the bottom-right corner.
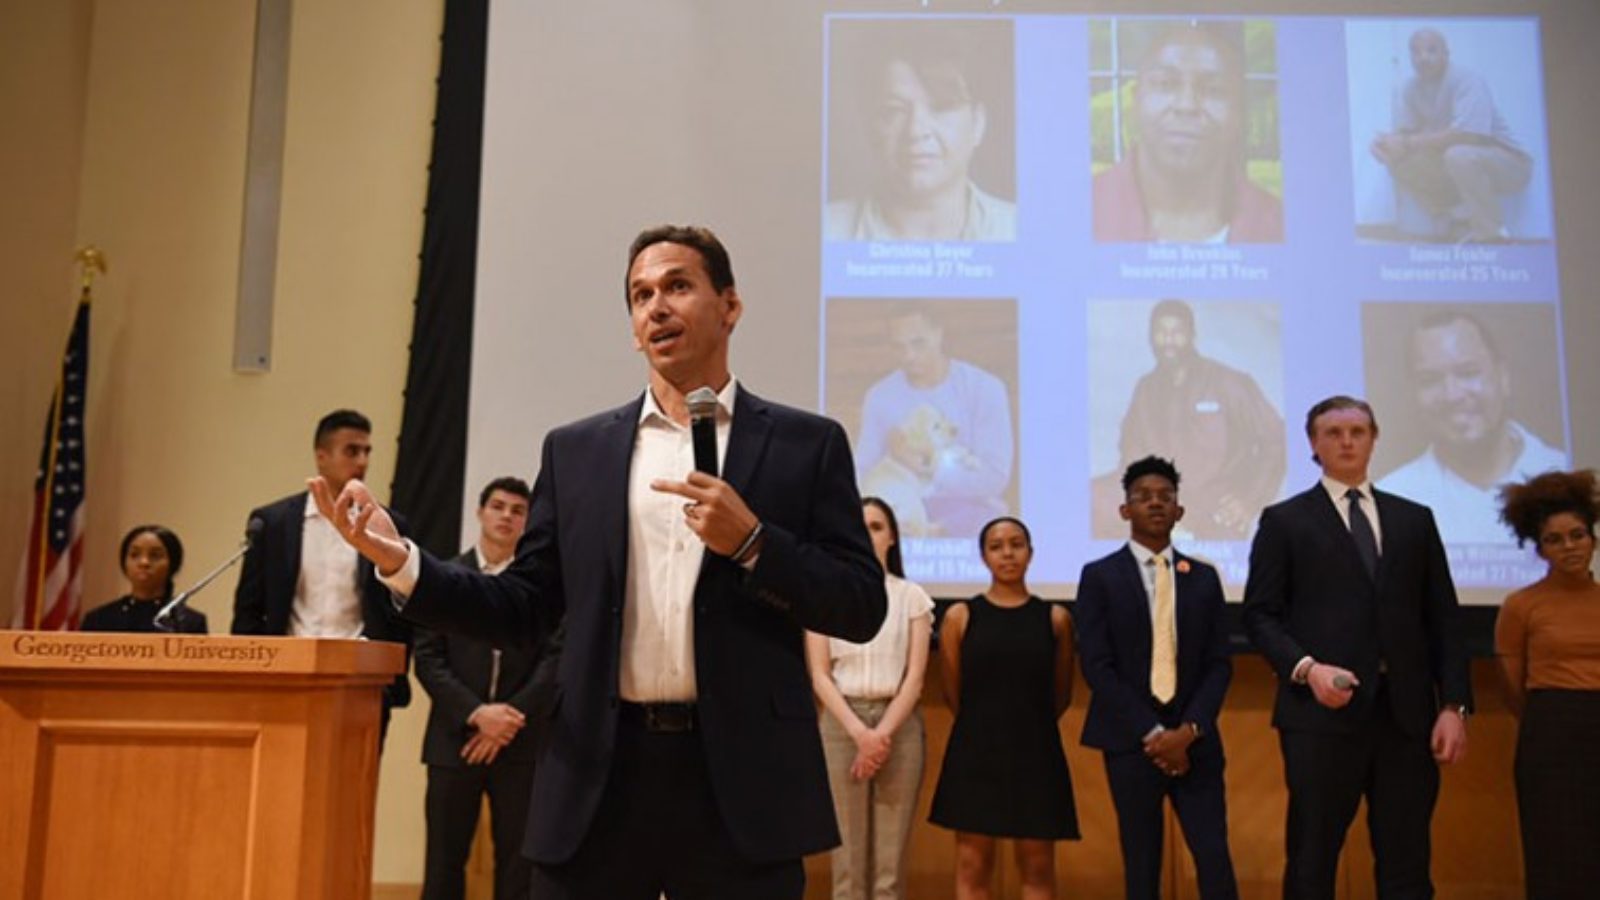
[
  {"x1": 400, "y1": 388, "x2": 887, "y2": 865},
  {"x1": 230, "y1": 491, "x2": 413, "y2": 708},
  {"x1": 1076, "y1": 546, "x2": 1232, "y2": 752},
  {"x1": 413, "y1": 549, "x2": 554, "y2": 767},
  {"x1": 1242, "y1": 484, "x2": 1471, "y2": 737}
]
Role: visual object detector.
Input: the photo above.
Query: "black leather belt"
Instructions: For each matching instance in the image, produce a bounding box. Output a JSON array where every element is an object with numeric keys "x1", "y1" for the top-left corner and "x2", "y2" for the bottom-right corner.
[{"x1": 620, "y1": 700, "x2": 698, "y2": 733}]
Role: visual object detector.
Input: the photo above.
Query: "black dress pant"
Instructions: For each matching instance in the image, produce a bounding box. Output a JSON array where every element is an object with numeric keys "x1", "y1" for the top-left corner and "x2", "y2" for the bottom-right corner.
[
  {"x1": 1103, "y1": 730, "x2": 1238, "y2": 900},
  {"x1": 422, "y1": 760, "x2": 534, "y2": 900},
  {"x1": 1279, "y1": 693, "x2": 1439, "y2": 900},
  {"x1": 528, "y1": 705, "x2": 804, "y2": 900}
]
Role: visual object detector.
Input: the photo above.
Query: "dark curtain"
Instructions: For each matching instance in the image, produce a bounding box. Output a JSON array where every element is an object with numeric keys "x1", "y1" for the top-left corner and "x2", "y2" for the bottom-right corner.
[{"x1": 391, "y1": 0, "x2": 488, "y2": 557}]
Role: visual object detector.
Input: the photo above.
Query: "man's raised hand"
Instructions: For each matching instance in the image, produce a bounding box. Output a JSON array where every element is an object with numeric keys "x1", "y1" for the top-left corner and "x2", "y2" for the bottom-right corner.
[{"x1": 307, "y1": 476, "x2": 410, "y2": 576}]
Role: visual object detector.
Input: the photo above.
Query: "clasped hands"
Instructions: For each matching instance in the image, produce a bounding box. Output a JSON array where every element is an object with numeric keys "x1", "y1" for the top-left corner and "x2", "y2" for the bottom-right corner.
[
  {"x1": 463, "y1": 703, "x2": 526, "y2": 766},
  {"x1": 1144, "y1": 726, "x2": 1195, "y2": 777},
  {"x1": 848, "y1": 725, "x2": 892, "y2": 782}
]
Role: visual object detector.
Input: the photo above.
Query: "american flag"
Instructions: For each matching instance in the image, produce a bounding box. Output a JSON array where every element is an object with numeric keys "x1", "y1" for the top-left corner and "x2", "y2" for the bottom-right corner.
[{"x1": 11, "y1": 295, "x2": 89, "y2": 630}]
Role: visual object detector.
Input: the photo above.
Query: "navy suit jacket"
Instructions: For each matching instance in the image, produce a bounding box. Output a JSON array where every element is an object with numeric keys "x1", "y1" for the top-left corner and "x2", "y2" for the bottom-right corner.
[
  {"x1": 399, "y1": 387, "x2": 887, "y2": 865},
  {"x1": 230, "y1": 491, "x2": 413, "y2": 708},
  {"x1": 413, "y1": 549, "x2": 556, "y2": 767},
  {"x1": 1242, "y1": 484, "x2": 1471, "y2": 737},
  {"x1": 1076, "y1": 545, "x2": 1232, "y2": 752}
]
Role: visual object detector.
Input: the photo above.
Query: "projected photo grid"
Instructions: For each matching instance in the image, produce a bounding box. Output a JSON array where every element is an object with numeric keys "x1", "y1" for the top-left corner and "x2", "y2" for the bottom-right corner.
[{"x1": 819, "y1": 14, "x2": 1566, "y2": 599}]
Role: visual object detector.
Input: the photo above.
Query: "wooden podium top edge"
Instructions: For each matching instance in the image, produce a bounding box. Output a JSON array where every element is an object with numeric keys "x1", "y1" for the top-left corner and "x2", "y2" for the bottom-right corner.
[{"x1": 0, "y1": 631, "x2": 405, "y2": 679}]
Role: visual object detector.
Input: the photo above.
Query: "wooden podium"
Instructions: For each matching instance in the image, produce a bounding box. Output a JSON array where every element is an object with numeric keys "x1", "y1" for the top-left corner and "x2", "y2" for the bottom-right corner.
[{"x1": 0, "y1": 632, "x2": 405, "y2": 900}]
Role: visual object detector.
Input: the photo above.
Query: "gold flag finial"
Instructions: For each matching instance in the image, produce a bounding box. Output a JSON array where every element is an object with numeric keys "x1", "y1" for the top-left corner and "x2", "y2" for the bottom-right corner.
[{"x1": 74, "y1": 246, "x2": 108, "y2": 293}]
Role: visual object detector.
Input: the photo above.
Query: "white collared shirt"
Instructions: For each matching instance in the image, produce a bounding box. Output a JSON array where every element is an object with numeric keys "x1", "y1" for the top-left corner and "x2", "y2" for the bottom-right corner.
[
  {"x1": 1319, "y1": 475, "x2": 1384, "y2": 551},
  {"x1": 291, "y1": 500, "x2": 365, "y2": 639},
  {"x1": 474, "y1": 544, "x2": 512, "y2": 576},
  {"x1": 620, "y1": 379, "x2": 736, "y2": 702}
]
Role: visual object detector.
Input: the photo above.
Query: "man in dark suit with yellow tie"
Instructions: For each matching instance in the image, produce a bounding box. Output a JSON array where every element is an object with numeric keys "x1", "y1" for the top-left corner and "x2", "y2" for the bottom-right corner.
[
  {"x1": 311, "y1": 225, "x2": 886, "y2": 899},
  {"x1": 1077, "y1": 455, "x2": 1237, "y2": 899},
  {"x1": 1244, "y1": 395, "x2": 1472, "y2": 899}
]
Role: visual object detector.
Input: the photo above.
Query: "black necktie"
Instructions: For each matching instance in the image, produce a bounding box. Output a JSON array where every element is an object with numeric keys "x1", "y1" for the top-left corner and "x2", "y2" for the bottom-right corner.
[{"x1": 1346, "y1": 488, "x2": 1379, "y2": 578}]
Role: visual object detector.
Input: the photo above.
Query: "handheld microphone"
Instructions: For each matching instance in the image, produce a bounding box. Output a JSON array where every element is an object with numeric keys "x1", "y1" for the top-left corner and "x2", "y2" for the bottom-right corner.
[
  {"x1": 1332, "y1": 674, "x2": 1354, "y2": 691},
  {"x1": 687, "y1": 386, "x2": 719, "y2": 478},
  {"x1": 153, "y1": 517, "x2": 265, "y2": 632}
]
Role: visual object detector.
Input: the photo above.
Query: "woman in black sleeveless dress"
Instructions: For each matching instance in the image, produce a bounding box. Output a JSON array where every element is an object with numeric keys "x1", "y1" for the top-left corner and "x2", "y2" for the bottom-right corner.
[{"x1": 930, "y1": 517, "x2": 1078, "y2": 898}]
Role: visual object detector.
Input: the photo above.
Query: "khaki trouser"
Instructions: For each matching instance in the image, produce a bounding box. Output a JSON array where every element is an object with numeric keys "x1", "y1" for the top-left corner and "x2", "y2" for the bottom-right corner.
[
  {"x1": 1390, "y1": 142, "x2": 1532, "y2": 238},
  {"x1": 819, "y1": 698, "x2": 926, "y2": 900}
]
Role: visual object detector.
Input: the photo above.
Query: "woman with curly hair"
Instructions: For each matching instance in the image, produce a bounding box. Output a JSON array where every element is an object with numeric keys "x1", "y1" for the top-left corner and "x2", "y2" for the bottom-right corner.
[{"x1": 1495, "y1": 469, "x2": 1600, "y2": 898}]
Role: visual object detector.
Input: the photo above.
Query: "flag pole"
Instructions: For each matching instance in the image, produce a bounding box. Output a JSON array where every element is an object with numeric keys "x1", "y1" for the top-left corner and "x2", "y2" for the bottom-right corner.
[{"x1": 21, "y1": 249, "x2": 105, "y2": 630}]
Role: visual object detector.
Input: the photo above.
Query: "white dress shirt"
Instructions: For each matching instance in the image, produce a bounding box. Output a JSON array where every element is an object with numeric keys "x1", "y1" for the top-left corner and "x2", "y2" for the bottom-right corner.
[
  {"x1": 290, "y1": 501, "x2": 365, "y2": 639},
  {"x1": 620, "y1": 379, "x2": 735, "y2": 702}
]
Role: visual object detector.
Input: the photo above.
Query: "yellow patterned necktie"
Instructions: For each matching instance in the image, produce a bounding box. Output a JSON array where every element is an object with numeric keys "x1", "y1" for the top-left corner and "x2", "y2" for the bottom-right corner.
[{"x1": 1151, "y1": 555, "x2": 1177, "y2": 703}]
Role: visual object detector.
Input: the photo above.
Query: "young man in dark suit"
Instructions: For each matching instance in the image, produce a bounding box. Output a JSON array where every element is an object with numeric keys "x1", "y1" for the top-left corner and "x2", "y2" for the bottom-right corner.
[
  {"x1": 1243, "y1": 395, "x2": 1471, "y2": 900},
  {"x1": 1077, "y1": 455, "x2": 1238, "y2": 899},
  {"x1": 312, "y1": 225, "x2": 886, "y2": 899},
  {"x1": 230, "y1": 409, "x2": 411, "y2": 735},
  {"x1": 415, "y1": 476, "x2": 555, "y2": 900}
]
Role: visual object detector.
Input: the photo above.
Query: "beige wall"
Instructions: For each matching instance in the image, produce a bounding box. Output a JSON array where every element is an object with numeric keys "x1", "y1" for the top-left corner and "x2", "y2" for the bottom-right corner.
[{"x1": 0, "y1": 0, "x2": 444, "y2": 884}]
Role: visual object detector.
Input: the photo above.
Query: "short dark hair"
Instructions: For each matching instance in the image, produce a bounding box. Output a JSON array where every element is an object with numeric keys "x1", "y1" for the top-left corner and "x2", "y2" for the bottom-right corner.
[
  {"x1": 119, "y1": 524, "x2": 185, "y2": 599},
  {"x1": 1122, "y1": 455, "x2": 1182, "y2": 493},
  {"x1": 1149, "y1": 298, "x2": 1195, "y2": 333},
  {"x1": 623, "y1": 225, "x2": 735, "y2": 308},
  {"x1": 861, "y1": 496, "x2": 905, "y2": 578},
  {"x1": 1410, "y1": 310, "x2": 1503, "y2": 367},
  {"x1": 1498, "y1": 469, "x2": 1599, "y2": 547},
  {"x1": 314, "y1": 409, "x2": 371, "y2": 448},
  {"x1": 479, "y1": 476, "x2": 531, "y2": 509},
  {"x1": 978, "y1": 515, "x2": 1032, "y2": 552}
]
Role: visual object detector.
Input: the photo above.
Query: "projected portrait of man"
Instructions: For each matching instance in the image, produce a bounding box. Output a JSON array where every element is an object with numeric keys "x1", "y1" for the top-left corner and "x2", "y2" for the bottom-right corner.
[
  {"x1": 1369, "y1": 28, "x2": 1533, "y2": 243},
  {"x1": 1378, "y1": 311, "x2": 1565, "y2": 543},
  {"x1": 1093, "y1": 21, "x2": 1283, "y2": 243},
  {"x1": 855, "y1": 305, "x2": 1014, "y2": 539},
  {"x1": 1101, "y1": 299, "x2": 1285, "y2": 540},
  {"x1": 826, "y1": 20, "x2": 1016, "y2": 242}
]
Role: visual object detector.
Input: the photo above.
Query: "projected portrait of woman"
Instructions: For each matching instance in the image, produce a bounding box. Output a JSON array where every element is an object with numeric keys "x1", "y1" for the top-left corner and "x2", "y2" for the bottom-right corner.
[
  {"x1": 826, "y1": 19, "x2": 1017, "y2": 243},
  {"x1": 1090, "y1": 19, "x2": 1284, "y2": 244}
]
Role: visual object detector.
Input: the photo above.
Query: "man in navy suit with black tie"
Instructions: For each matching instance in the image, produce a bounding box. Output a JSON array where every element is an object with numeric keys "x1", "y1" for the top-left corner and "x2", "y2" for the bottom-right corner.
[
  {"x1": 1077, "y1": 455, "x2": 1238, "y2": 899},
  {"x1": 1244, "y1": 396, "x2": 1471, "y2": 900},
  {"x1": 311, "y1": 225, "x2": 886, "y2": 899}
]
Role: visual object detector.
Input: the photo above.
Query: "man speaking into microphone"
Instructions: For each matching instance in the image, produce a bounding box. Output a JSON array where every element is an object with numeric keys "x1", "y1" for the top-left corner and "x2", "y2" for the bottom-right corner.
[{"x1": 315, "y1": 225, "x2": 886, "y2": 899}]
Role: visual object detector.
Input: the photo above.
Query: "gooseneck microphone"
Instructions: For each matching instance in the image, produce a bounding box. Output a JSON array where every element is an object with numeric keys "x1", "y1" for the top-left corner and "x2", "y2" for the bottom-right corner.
[
  {"x1": 153, "y1": 517, "x2": 265, "y2": 632},
  {"x1": 687, "y1": 386, "x2": 719, "y2": 478}
]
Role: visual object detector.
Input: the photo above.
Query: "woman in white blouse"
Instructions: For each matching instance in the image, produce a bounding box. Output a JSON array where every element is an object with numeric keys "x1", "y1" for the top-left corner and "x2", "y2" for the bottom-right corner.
[{"x1": 806, "y1": 497, "x2": 935, "y2": 899}]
